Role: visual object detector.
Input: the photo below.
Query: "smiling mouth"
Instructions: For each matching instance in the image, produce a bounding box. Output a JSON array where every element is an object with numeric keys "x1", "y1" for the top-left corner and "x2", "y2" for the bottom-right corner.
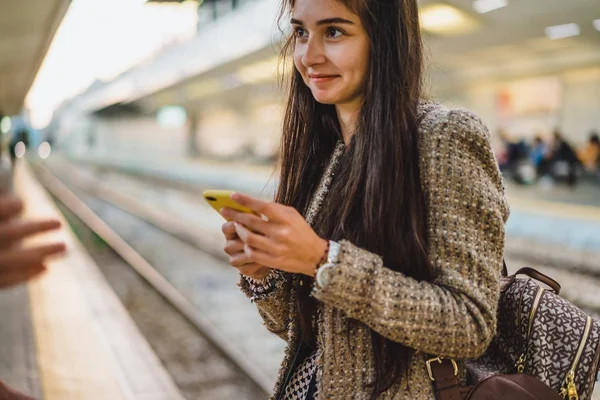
[{"x1": 309, "y1": 75, "x2": 340, "y2": 82}]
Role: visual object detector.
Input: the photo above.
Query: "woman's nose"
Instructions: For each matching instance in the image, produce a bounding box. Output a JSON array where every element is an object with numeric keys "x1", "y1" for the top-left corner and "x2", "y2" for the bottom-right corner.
[{"x1": 301, "y1": 38, "x2": 326, "y2": 67}]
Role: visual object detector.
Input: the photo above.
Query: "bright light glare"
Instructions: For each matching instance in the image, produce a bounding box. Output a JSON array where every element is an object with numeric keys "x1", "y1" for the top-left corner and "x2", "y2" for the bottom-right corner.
[
  {"x1": 38, "y1": 142, "x2": 52, "y2": 159},
  {"x1": 15, "y1": 142, "x2": 26, "y2": 158},
  {"x1": 593, "y1": 19, "x2": 600, "y2": 32},
  {"x1": 25, "y1": 1, "x2": 198, "y2": 128},
  {"x1": 157, "y1": 105, "x2": 187, "y2": 129},
  {"x1": 0, "y1": 117, "x2": 11, "y2": 134},
  {"x1": 545, "y1": 23, "x2": 580, "y2": 40},
  {"x1": 420, "y1": 4, "x2": 479, "y2": 35},
  {"x1": 472, "y1": 0, "x2": 507, "y2": 14}
]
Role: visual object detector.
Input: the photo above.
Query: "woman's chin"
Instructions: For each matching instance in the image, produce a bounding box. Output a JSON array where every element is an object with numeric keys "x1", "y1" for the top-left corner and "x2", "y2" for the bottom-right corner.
[{"x1": 311, "y1": 91, "x2": 339, "y2": 105}]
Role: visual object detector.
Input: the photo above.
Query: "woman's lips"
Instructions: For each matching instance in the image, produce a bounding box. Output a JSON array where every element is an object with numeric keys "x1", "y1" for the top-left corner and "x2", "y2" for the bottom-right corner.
[{"x1": 309, "y1": 75, "x2": 339, "y2": 84}]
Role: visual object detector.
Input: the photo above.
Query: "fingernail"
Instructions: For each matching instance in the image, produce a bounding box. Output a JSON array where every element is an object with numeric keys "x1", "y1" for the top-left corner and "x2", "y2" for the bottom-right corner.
[{"x1": 231, "y1": 193, "x2": 240, "y2": 200}]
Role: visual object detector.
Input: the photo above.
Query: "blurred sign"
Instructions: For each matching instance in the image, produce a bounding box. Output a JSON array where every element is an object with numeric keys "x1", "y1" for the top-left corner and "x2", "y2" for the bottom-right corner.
[{"x1": 496, "y1": 76, "x2": 563, "y2": 137}]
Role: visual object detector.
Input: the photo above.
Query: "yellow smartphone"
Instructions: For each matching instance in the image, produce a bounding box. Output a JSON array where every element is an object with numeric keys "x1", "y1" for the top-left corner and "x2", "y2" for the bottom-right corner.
[{"x1": 202, "y1": 190, "x2": 253, "y2": 219}]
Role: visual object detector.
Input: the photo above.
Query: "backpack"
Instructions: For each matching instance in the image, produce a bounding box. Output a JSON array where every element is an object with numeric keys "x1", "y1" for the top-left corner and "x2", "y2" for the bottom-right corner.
[{"x1": 430, "y1": 266, "x2": 600, "y2": 400}]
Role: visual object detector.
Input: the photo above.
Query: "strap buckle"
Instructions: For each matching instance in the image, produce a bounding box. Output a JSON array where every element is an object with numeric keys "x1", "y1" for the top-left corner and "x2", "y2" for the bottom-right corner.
[{"x1": 426, "y1": 356, "x2": 458, "y2": 382}]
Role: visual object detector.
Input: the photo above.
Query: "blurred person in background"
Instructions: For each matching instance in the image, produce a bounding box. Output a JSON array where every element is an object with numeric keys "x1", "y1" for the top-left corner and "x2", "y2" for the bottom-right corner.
[
  {"x1": 546, "y1": 130, "x2": 580, "y2": 187},
  {"x1": 9, "y1": 127, "x2": 30, "y2": 166},
  {"x1": 578, "y1": 131, "x2": 600, "y2": 175},
  {"x1": 530, "y1": 136, "x2": 547, "y2": 168},
  {"x1": 530, "y1": 135, "x2": 553, "y2": 179},
  {"x1": 219, "y1": 0, "x2": 509, "y2": 398},
  {"x1": 498, "y1": 131, "x2": 533, "y2": 184}
]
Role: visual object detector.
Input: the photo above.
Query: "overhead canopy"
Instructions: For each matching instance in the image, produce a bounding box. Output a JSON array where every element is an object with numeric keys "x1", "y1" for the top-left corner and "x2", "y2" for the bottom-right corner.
[{"x1": 0, "y1": 0, "x2": 71, "y2": 116}]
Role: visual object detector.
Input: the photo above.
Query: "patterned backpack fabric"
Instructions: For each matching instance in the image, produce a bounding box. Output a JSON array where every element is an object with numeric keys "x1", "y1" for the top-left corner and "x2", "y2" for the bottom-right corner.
[{"x1": 466, "y1": 267, "x2": 600, "y2": 399}]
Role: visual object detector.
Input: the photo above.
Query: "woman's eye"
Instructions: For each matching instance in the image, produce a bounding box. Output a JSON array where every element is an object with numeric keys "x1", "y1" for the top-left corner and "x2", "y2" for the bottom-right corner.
[
  {"x1": 326, "y1": 27, "x2": 343, "y2": 38},
  {"x1": 294, "y1": 27, "x2": 307, "y2": 38}
]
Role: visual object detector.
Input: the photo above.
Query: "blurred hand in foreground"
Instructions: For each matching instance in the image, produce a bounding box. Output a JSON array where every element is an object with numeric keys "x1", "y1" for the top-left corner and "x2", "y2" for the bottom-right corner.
[{"x1": 0, "y1": 194, "x2": 66, "y2": 289}]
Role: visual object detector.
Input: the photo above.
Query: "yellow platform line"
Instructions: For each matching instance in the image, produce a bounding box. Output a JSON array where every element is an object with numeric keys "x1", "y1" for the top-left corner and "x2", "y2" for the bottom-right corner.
[
  {"x1": 15, "y1": 164, "x2": 131, "y2": 400},
  {"x1": 508, "y1": 195, "x2": 600, "y2": 224}
]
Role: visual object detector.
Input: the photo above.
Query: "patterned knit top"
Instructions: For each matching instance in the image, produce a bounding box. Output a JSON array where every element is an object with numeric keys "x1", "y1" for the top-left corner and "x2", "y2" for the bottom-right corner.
[{"x1": 239, "y1": 102, "x2": 510, "y2": 399}]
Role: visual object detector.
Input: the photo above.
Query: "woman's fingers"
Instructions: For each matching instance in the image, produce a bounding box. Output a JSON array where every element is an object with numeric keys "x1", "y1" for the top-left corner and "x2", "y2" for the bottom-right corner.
[
  {"x1": 0, "y1": 195, "x2": 22, "y2": 220},
  {"x1": 0, "y1": 264, "x2": 46, "y2": 290},
  {"x1": 237, "y1": 263, "x2": 268, "y2": 278},
  {"x1": 242, "y1": 244, "x2": 275, "y2": 269},
  {"x1": 223, "y1": 239, "x2": 244, "y2": 255},
  {"x1": 222, "y1": 208, "x2": 273, "y2": 236},
  {"x1": 221, "y1": 221, "x2": 238, "y2": 240},
  {"x1": 229, "y1": 193, "x2": 289, "y2": 223},
  {"x1": 229, "y1": 251, "x2": 253, "y2": 268},
  {"x1": 233, "y1": 223, "x2": 273, "y2": 253},
  {"x1": 0, "y1": 219, "x2": 62, "y2": 247},
  {"x1": 0, "y1": 242, "x2": 66, "y2": 267}
]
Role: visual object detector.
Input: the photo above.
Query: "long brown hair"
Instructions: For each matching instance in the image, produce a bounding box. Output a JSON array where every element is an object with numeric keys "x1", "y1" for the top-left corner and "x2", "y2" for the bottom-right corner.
[{"x1": 275, "y1": 0, "x2": 436, "y2": 397}]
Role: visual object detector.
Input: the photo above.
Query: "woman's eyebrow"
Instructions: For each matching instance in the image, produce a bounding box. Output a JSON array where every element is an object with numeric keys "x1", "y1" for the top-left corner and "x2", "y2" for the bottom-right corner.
[{"x1": 290, "y1": 17, "x2": 355, "y2": 26}]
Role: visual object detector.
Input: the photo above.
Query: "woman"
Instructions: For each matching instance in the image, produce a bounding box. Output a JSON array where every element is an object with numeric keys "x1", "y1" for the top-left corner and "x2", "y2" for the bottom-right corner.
[{"x1": 221, "y1": 0, "x2": 509, "y2": 398}]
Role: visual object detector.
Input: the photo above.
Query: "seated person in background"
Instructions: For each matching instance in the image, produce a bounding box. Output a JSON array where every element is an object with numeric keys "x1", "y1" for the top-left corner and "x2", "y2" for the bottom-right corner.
[
  {"x1": 548, "y1": 130, "x2": 580, "y2": 186},
  {"x1": 578, "y1": 132, "x2": 600, "y2": 173},
  {"x1": 530, "y1": 136, "x2": 547, "y2": 169}
]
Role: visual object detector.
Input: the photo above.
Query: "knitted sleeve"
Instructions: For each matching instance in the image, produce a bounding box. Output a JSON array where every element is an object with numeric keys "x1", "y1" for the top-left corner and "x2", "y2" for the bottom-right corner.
[
  {"x1": 238, "y1": 271, "x2": 293, "y2": 341},
  {"x1": 311, "y1": 108, "x2": 510, "y2": 359}
]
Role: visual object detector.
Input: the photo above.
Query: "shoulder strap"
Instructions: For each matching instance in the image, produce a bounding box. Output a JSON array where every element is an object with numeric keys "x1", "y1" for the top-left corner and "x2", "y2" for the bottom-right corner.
[{"x1": 428, "y1": 357, "x2": 464, "y2": 400}]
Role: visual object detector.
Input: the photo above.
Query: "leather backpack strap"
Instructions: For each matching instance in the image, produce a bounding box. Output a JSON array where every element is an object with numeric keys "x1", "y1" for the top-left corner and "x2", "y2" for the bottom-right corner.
[
  {"x1": 427, "y1": 357, "x2": 464, "y2": 400},
  {"x1": 513, "y1": 266, "x2": 561, "y2": 294}
]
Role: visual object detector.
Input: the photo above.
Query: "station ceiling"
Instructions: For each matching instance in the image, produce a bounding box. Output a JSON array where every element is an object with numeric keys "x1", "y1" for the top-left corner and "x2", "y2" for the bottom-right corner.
[
  {"x1": 423, "y1": 0, "x2": 600, "y2": 84},
  {"x1": 0, "y1": 0, "x2": 71, "y2": 116}
]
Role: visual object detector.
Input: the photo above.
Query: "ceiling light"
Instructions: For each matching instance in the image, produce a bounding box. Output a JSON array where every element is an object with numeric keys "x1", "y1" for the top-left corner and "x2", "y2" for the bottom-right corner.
[
  {"x1": 0, "y1": 116, "x2": 11, "y2": 134},
  {"x1": 472, "y1": 0, "x2": 507, "y2": 14},
  {"x1": 157, "y1": 106, "x2": 187, "y2": 129},
  {"x1": 594, "y1": 19, "x2": 600, "y2": 32},
  {"x1": 420, "y1": 4, "x2": 479, "y2": 35},
  {"x1": 545, "y1": 23, "x2": 580, "y2": 40}
]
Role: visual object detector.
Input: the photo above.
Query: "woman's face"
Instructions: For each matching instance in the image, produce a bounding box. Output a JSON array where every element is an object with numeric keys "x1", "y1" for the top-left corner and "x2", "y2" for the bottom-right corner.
[{"x1": 292, "y1": 0, "x2": 369, "y2": 108}]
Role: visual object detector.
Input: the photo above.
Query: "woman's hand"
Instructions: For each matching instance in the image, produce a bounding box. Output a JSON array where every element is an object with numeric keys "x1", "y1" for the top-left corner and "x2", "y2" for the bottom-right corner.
[
  {"x1": 220, "y1": 193, "x2": 328, "y2": 277},
  {"x1": 0, "y1": 194, "x2": 66, "y2": 289},
  {"x1": 221, "y1": 221, "x2": 272, "y2": 279}
]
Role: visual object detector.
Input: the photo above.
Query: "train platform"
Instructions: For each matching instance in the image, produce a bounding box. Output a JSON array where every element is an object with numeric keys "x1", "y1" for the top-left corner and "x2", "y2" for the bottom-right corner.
[
  {"x1": 1, "y1": 163, "x2": 184, "y2": 400},
  {"x1": 18, "y1": 154, "x2": 600, "y2": 399},
  {"x1": 34, "y1": 152, "x2": 600, "y2": 398}
]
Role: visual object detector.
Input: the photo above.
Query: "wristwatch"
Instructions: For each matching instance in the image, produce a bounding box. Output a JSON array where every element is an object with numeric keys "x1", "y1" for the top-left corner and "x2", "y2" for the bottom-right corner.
[{"x1": 316, "y1": 241, "x2": 341, "y2": 288}]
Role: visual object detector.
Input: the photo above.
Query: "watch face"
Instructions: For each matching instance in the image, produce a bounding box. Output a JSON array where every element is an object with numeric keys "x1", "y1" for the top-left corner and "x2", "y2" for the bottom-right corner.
[{"x1": 317, "y1": 263, "x2": 335, "y2": 288}]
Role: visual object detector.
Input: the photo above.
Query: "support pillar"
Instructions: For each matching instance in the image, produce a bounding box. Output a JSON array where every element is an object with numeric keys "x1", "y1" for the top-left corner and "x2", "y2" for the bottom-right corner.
[{"x1": 187, "y1": 110, "x2": 200, "y2": 157}]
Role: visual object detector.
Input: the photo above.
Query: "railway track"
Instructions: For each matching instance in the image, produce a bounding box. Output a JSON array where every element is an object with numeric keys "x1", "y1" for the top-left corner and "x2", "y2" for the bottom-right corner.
[{"x1": 32, "y1": 163, "x2": 283, "y2": 399}]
